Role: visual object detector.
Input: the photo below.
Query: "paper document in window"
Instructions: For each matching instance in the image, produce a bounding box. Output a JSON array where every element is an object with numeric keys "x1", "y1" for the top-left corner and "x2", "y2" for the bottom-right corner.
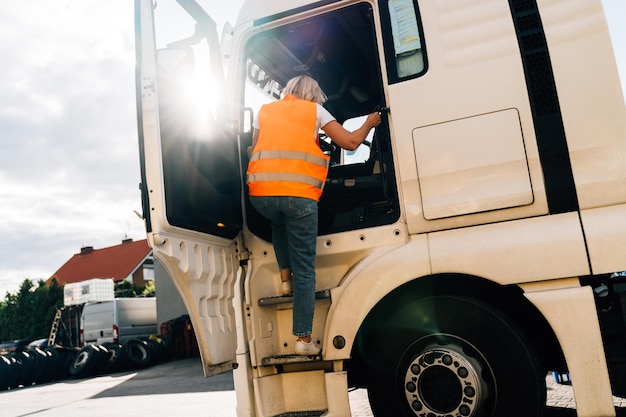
[{"x1": 389, "y1": 0, "x2": 421, "y2": 55}]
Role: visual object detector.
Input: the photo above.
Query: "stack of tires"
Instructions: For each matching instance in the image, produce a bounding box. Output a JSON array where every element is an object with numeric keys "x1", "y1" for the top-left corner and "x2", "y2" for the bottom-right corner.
[
  {"x1": 69, "y1": 336, "x2": 169, "y2": 379},
  {"x1": 0, "y1": 346, "x2": 76, "y2": 390},
  {"x1": 0, "y1": 336, "x2": 170, "y2": 390}
]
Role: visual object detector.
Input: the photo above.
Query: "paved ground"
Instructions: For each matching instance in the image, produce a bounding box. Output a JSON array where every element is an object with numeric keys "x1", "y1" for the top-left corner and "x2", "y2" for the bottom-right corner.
[
  {"x1": 0, "y1": 358, "x2": 235, "y2": 417},
  {"x1": 1, "y1": 357, "x2": 625, "y2": 417}
]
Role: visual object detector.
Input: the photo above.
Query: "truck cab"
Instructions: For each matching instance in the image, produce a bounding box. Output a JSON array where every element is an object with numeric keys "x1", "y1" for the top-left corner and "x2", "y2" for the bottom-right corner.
[{"x1": 134, "y1": 0, "x2": 626, "y2": 416}]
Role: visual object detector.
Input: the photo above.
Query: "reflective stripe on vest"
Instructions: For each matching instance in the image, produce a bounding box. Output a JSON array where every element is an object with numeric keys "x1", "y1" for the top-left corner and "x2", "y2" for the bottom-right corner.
[
  {"x1": 247, "y1": 172, "x2": 324, "y2": 189},
  {"x1": 249, "y1": 150, "x2": 329, "y2": 168},
  {"x1": 247, "y1": 95, "x2": 330, "y2": 201}
]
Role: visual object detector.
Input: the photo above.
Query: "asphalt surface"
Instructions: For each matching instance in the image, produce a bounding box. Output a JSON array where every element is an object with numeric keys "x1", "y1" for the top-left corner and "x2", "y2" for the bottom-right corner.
[{"x1": 1, "y1": 357, "x2": 626, "y2": 417}]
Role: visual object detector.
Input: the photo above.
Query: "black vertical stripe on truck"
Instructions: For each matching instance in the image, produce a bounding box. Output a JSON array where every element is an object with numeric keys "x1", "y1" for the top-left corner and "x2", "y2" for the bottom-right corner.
[{"x1": 508, "y1": 0, "x2": 579, "y2": 214}]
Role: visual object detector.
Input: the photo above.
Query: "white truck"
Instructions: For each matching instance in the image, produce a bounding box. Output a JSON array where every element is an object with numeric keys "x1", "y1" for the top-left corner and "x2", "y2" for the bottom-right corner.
[
  {"x1": 80, "y1": 298, "x2": 157, "y2": 346},
  {"x1": 134, "y1": 0, "x2": 626, "y2": 416}
]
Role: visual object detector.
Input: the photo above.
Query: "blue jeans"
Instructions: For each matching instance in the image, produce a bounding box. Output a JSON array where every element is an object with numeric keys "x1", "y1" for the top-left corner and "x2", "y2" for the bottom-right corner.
[{"x1": 250, "y1": 196, "x2": 318, "y2": 337}]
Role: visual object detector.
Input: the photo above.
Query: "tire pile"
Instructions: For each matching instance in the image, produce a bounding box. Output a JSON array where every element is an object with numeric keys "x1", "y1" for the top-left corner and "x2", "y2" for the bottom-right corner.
[{"x1": 0, "y1": 336, "x2": 169, "y2": 390}]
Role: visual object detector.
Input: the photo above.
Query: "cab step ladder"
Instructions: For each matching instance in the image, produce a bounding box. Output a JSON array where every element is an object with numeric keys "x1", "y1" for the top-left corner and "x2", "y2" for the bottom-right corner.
[{"x1": 258, "y1": 289, "x2": 330, "y2": 365}]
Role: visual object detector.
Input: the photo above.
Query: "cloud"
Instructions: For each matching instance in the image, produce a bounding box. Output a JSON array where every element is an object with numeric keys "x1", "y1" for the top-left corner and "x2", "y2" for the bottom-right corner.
[
  {"x1": 0, "y1": 0, "x2": 143, "y2": 296},
  {"x1": 0, "y1": 0, "x2": 249, "y2": 297}
]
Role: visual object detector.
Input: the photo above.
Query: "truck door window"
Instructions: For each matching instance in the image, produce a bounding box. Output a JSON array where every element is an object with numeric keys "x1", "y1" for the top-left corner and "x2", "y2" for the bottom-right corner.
[
  {"x1": 379, "y1": 0, "x2": 427, "y2": 83},
  {"x1": 148, "y1": 2, "x2": 241, "y2": 238},
  {"x1": 243, "y1": 2, "x2": 400, "y2": 239},
  {"x1": 325, "y1": 115, "x2": 374, "y2": 165}
]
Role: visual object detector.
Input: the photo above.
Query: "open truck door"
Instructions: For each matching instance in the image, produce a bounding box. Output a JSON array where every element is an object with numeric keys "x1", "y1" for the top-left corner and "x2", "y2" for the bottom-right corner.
[{"x1": 134, "y1": 0, "x2": 242, "y2": 375}]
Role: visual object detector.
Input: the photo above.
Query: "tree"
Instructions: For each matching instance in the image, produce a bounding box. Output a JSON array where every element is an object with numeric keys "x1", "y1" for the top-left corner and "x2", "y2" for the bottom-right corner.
[
  {"x1": 0, "y1": 278, "x2": 63, "y2": 342},
  {"x1": 114, "y1": 280, "x2": 154, "y2": 298}
]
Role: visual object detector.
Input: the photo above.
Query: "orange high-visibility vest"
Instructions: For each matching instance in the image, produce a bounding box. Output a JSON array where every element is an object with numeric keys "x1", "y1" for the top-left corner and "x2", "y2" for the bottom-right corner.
[{"x1": 247, "y1": 95, "x2": 330, "y2": 201}]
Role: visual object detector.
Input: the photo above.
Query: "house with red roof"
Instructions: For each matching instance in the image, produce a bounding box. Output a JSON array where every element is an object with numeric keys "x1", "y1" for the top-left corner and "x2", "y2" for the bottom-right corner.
[{"x1": 47, "y1": 238, "x2": 153, "y2": 288}]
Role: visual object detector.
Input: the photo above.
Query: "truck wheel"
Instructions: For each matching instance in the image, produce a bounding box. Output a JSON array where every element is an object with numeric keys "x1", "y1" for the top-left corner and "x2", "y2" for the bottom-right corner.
[
  {"x1": 0, "y1": 355, "x2": 16, "y2": 390},
  {"x1": 122, "y1": 339, "x2": 152, "y2": 369},
  {"x1": 361, "y1": 296, "x2": 545, "y2": 417},
  {"x1": 29, "y1": 347, "x2": 50, "y2": 384},
  {"x1": 14, "y1": 351, "x2": 35, "y2": 386},
  {"x1": 145, "y1": 336, "x2": 169, "y2": 364},
  {"x1": 69, "y1": 345, "x2": 100, "y2": 378},
  {"x1": 44, "y1": 347, "x2": 63, "y2": 381},
  {"x1": 7, "y1": 356, "x2": 20, "y2": 389},
  {"x1": 93, "y1": 345, "x2": 111, "y2": 375},
  {"x1": 102, "y1": 343, "x2": 124, "y2": 372},
  {"x1": 55, "y1": 347, "x2": 77, "y2": 380}
]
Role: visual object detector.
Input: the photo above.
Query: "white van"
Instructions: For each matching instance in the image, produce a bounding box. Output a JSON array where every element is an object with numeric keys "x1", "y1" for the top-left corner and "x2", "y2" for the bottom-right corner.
[{"x1": 80, "y1": 298, "x2": 157, "y2": 346}]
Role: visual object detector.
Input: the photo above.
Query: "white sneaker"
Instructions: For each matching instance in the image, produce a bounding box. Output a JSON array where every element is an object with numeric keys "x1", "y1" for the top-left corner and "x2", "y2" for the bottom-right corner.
[{"x1": 295, "y1": 340, "x2": 321, "y2": 355}]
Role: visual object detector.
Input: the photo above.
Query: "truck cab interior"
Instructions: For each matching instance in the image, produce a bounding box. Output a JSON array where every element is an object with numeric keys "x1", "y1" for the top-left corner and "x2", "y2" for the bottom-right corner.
[{"x1": 242, "y1": 2, "x2": 400, "y2": 240}]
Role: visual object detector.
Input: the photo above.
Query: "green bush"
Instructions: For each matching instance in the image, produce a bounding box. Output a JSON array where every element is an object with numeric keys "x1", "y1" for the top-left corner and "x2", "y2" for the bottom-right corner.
[{"x1": 0, "y1": 279, "x2": 63, "y2": 342}]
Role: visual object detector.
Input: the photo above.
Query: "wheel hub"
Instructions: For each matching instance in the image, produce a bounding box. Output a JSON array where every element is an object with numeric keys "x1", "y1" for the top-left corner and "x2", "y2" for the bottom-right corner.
[{"x1": 403, "y1": 346, "x2": 482, "y2": 416}]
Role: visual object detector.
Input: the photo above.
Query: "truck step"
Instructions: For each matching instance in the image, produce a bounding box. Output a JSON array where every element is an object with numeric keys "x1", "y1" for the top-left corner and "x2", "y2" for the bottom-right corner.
[
  {"x1": 258, "y1": 289, "x2": 331, "y2": 306},
  {"x1": 261, "y1": 353, "x2": 323, "y2": 366}
]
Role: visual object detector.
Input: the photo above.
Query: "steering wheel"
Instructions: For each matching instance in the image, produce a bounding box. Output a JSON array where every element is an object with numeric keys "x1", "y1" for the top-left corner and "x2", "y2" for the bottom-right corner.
[{"x1": 319, "y1": 133, "x2": 337, "y2": 154}]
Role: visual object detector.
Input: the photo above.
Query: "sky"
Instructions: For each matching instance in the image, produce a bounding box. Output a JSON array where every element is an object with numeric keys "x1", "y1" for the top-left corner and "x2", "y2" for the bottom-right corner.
[{"x1": 0, "y1": 0, "x2": 624, "y2": 298}]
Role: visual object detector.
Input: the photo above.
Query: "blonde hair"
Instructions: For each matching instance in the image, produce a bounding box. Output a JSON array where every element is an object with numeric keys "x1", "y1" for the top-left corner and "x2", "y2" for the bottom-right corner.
[{"x1": 283, "y1": 75, "x2": 327, "y2": 104}]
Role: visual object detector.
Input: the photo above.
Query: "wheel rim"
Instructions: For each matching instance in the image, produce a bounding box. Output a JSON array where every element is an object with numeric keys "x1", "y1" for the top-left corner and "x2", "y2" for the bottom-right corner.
[
  {"x1": 74, "y1": 350, "x2": 89, "y2": 367},
  {"x1": 128, "y1": 343, "x2": 148, "y2": 360},
  {"x1": 400, "y1": 336, "x2": 493, "y2": 417}
]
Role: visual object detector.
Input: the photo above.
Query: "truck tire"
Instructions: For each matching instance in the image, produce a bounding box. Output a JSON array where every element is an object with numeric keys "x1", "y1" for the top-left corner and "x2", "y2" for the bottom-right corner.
[
  {"x1": 360, "y1": 296, "x2": 545, "y2": 417},
  {"x1": 13, "y1": 350, "x2": 35, "y2": 386},
  {"x1": 69, "y1": 345, "x2": 101, "y2": 378},
  {"x1": 102, "y1": 343, "x2": 124, "y2": 372},
  {"x1": 121, "y1": 338, "x2": 152, "y2": 369},
  {"x1": 29, "y1": 347, "x2": 50, "y2": 384},
  {"x1": 54, "y1": 347, "x2": 77, "y2": 380},
  {"x1": 145, "y1": 336, "x2": 169, "y2": 364},
  {"x1": 93, "y1": 345, "x2": 111, "y2": 375},
  {"x1": 7, "y1": 356, "x2": 20, "y2": 389},
  {"x1": 44, "y1": 347, "x2": 64, "y2": 381},
  {"x1": 0, "y1": 355, "x2": 16, "y2": 390}
]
